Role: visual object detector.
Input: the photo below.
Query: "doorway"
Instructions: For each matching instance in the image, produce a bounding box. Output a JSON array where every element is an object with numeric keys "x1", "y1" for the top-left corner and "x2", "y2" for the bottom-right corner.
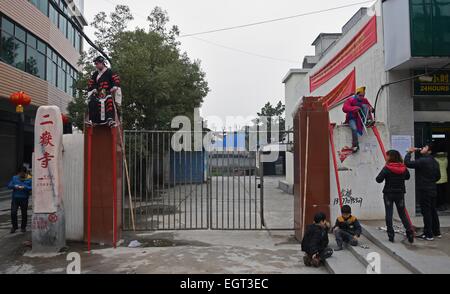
[{"x1": 414, "y1": 122, "x2": 450, "y2": 214}]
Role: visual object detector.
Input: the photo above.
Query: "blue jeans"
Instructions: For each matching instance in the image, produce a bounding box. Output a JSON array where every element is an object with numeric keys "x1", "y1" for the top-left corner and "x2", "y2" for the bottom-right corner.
[{"x1": 349, "y1": 104, "x2": 370, "y2": 147}]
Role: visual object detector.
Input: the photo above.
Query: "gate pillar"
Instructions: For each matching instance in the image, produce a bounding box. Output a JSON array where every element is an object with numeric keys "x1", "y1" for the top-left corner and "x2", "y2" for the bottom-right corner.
[
  {"x1": 294, "y1": 97, "x2": 330, "y2": 241},
  {"x1": 84, "y1": 126, "x2": 122, "y2": 246}
]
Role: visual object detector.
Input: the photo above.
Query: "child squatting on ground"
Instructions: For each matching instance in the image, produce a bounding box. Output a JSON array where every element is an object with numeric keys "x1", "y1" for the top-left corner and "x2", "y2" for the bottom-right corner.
[
  {"x1": 301, "y1": 212, "x2": 333, "y2": 267},
  {"x1": 332, "y1": 205, "x2": 362, "y2": 251}
]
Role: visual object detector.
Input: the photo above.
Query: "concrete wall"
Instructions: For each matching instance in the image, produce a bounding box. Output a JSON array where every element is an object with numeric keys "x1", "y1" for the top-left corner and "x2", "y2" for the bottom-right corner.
[
  {"x1": 283, "y1": 70, "x2": 309, "y2": 190},
  {"x1": 386, "y1": 70, "x2": 416, "y2": 215},
  {"x1": 63, "y1": 133, "x2": 84, "y2": 241},
  {"x1": 329, "y1": 124, "x2": 389, "y2": 221}
]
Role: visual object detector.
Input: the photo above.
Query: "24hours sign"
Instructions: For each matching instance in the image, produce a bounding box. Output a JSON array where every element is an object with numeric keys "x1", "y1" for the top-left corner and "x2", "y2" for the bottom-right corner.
[{"x1": 414, "y1": 70, "x2": 450, "y2": 96}]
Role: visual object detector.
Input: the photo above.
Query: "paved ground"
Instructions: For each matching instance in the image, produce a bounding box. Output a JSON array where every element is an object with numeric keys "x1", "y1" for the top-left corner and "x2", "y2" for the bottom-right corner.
[{"x1": 0, "y1": 177, "x2": 323, "y2": 274}]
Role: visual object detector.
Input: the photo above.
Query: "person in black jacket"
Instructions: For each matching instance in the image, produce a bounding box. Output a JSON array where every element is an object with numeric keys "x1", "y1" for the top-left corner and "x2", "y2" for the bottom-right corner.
[
  {"x1": 301, "y1": 212, "x2": 333, "y2": 267},
  {"x1": 87, "y1": 56, "x2": 121, "y2": 127},
  {"x1": 332, "y1": 205, "x2": 362, "y2": 250},
  {"x1": 376, "y1": 150, "x2": 414, "y2": 243},
  {"x1": 405, "y1": 144, "x2": 441, "y2": 241}
]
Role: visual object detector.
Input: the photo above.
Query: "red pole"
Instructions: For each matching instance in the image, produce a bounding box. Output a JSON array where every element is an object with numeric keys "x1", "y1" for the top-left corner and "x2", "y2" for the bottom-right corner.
[
  {"x1": 111, "y1": 127, "x2": 118, "y2": 248},
  {"x1": 329, "y1": 124, "x2": 343, "y2": 208},
  {"x1": 87, "y1": 126, "x2": 93, "y2": 252},
  {"x1": 371, "y1": 125, "x2": 415, "y2": 231}
]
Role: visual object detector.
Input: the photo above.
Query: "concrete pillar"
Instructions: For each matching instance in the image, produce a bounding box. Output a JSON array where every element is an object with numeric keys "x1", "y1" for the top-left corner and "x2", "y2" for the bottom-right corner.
[{"x1": 32, "y1": 106, "x2": 66, "y2": 253}]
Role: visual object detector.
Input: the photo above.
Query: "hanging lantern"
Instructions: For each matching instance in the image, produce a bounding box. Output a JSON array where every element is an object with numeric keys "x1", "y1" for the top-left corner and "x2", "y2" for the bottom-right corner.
[
  {"x1": 61, "y1": 113, "x2": 70, "y2": 125},
  {"x1": 9, "y1": 91, "x2": 31, "y2": 113}
]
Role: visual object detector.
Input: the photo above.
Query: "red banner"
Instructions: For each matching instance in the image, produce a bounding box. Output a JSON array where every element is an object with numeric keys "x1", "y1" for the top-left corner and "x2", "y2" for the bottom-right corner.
[
  {"x1": 310, "y1": 16, "x2": 377, "y2": 92},
  {"x1": 321, "y1": 68, "x2": 356, "y2": 110}
]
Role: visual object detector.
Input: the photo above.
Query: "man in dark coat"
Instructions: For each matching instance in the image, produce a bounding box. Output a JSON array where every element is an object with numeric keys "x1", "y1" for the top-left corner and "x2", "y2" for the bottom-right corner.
[
  {"x1": 87, "y1": 56, "x2": 121, "y2": 127},
  {"x1": 405, "y1": 144, "x2": 441, "y2": 241},
  {"x1": 301, "y1": 212, "x2": 333, "y2": 267}
]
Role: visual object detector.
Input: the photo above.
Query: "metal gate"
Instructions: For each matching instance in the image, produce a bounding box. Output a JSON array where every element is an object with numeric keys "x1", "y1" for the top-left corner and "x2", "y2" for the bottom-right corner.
[{"x1": 122, "y1": 130, "x2": 292, "y2": 231}]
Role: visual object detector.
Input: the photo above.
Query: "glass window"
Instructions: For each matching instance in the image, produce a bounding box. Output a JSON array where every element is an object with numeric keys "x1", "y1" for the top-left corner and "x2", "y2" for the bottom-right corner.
[
  {"x1": 38, "y1": 0, "x2": 49, "y2": 16},
  {"x1": 59, "y1": 14, "x2": 67, "y2": 37},
  {"x1": 410, "y1": 0, "x2": 450, "y2": 57},
  {"x1": 68, "y1": 24, "x2": 75, "y2": 46},
  {"x1": 49, "y1": 4, "x2": 58, "y2": 26},
  {"x1": 1, "y1": 18, "x2": 14, "y2": 35},
  {"x1": 37, "y1": 40, "x2": 46, "y2": 54},
  {"x1": 27, "y1": 34, "x2": 37, "y2": 48},
  {"x1": 26, "y1": 46, "x2": 46, "y2": 79},
  {"x1": 1, "y1": 32, "x2": 26, "y2": 71},
  {"x1": 75, "y1": 33, "x2": 81, "y2": 53},
  {"x1": 46, "y1": 58, "x2": 57, "y2": 86},
  {"x1": 15, "y1": 26, "x2": 26, "y2": 43},
  {"x1": 58, "y1": 65, "x2": 66, "y2": 91}
]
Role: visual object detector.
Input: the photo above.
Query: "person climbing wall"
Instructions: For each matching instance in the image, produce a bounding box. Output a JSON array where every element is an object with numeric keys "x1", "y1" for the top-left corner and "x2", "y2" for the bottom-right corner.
[{"x1": 342, "y1": 86, "x2": 375, "y2": 153}]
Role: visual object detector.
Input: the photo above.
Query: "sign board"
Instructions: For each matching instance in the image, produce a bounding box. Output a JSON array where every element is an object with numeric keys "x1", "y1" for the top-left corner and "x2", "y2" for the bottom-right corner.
[
  {"x1": 413, "y1": 70, "x2": 450, "y2": 96},
  {"x1": 391, "y1": 135, "x2": 412, "y2": 159}
]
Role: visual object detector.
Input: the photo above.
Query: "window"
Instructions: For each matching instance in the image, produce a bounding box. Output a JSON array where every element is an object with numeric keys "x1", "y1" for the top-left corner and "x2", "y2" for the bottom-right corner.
[
  {"x1": 1, "y1": 31, "x2": 26, "y2": 71},
  {"x1": 26, "y1": 46, "x2": 46, "y2": 79},
  {"x1": 410, "y1": 0, "x2": 450, "y2": 57},
  {"x1": 75, "y1": 33, "x2": 81, "y2": 53},
  {"x1": 27, "y1": 34, "x2": 37, "y2": 48},
  {"x1": 0, "y1": 16, "x2": 78, "y2": 96},
  {"x1": 58, "y1": 14, "x2": 67, "y2": 37},
  {"x1": 49, "y1": 4, "x2": 58, "y2": 26},
  {"x1": 15, "y1": 26, "x2": 26, "y2": 43},
  {"x1": 29, "y1": 0, "x2": 49, "y2": 16},
  {"x1": 1, "y1": 18, "x2": 14, "y2": 35}
]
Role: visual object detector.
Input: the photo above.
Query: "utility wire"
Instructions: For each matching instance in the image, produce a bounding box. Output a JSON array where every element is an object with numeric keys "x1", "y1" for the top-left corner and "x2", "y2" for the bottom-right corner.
[
  {"x1": 179, "y1": 0, "x2": 375, "y2": 37},
  {"x1": 190, "y1": 36, "x2": 300, "y2": 64}
]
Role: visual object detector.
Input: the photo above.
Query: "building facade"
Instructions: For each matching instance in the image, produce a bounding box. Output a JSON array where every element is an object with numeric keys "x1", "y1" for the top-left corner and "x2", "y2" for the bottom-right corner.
[
  {"x1": 284, "y1": 0, "x2": 450, "y2": 220},
  {"x1": 0, "y1": 0, "x2": 86, "y2": 185}
]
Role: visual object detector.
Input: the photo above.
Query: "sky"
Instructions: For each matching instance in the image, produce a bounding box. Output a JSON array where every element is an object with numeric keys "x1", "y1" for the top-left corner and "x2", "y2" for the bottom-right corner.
[{"x1": 83, "y1": 0, "x2": 375, "y2": 129}]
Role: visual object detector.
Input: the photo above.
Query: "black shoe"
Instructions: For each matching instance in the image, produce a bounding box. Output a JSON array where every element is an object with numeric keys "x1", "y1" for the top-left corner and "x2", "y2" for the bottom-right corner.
[
  {"x1": 352, "y1": 146, "x2": 360, "y2": 153},
  {"x1": 334, "y1": 246, "x2": 343, "y2": 252},
  {"x1": 389, "y1": 237, "x2": 395, "y2": 243},
  {"x1": 303, "y1": 255, "x2": 312, "y2": 267},
  {"x1": 417, "y1": 234, "x2": 434, "y2": 241},
  {"x1": 10, "y1": 228, "x2": 17, "y2": 234},
  {"x1": 21, "y1": 228, "x2": 26, "y2": 233}
]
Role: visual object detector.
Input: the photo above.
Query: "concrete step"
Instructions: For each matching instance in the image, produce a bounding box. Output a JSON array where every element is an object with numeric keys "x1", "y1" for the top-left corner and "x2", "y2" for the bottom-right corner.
[
  {"x1": 0, "y1": 190, "x2": 10, "y2": 201},
  {"x1": 362, "y1": 224, "x2": 450, "y2": 274},
  {"x1": 348, "y1": 235, "x2": 413, "y2": 274},
  {"x1": 324, "y1": 245, "x2": 367, "y2": 274}
]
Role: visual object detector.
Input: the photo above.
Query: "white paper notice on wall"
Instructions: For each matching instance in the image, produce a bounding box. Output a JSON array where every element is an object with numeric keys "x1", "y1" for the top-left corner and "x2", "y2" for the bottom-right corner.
[
  {"x1": 33, "y1": 106, "x2": 64, "y2": 214},
  {"x1": 391, "y1": 135, "x2": 412, "y2": 158}
]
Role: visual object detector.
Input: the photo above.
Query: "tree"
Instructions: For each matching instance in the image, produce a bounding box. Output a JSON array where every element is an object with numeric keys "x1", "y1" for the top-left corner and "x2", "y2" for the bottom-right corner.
[
  {"x1": 67, "y1": 5, "x2": 209, "y2": 131},
  {"x1": 253, "y1": 101, "x2": 285, "y2": 143}
]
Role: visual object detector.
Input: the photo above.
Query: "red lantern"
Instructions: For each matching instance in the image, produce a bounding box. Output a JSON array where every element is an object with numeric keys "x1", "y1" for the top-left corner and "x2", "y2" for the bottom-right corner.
[
  {"x1": 9, "y1": 91, "x2": 31, "y2": 113},
  {"x1": 61, "y1": 113, "x2": 70, "y2": 125}
]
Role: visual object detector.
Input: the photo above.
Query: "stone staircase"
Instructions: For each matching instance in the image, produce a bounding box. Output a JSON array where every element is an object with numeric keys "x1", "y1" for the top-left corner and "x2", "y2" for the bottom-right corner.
[{"x1": 325, "y1": 223, "x2": 450, "y2": 274}]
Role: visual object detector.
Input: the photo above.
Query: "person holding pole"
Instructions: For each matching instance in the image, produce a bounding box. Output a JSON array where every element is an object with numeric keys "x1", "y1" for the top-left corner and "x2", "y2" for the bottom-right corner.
[{"x1": 342, "y1": 87, "x2": 375, "y2": 153}]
